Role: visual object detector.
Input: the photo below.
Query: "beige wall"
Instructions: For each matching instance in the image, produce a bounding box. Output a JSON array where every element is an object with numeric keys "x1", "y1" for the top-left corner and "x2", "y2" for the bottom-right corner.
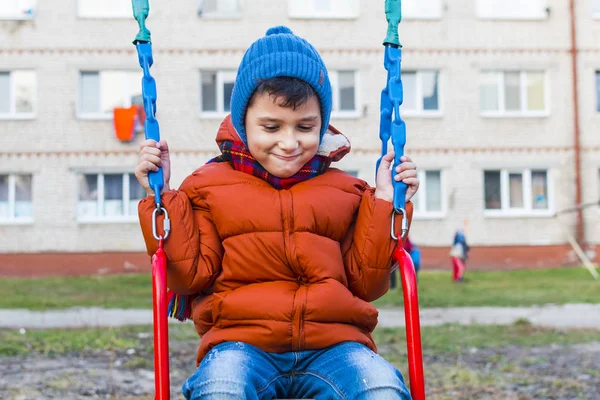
[{"x1": 0, "y1": 0, "x2": 598, "y2": 254}]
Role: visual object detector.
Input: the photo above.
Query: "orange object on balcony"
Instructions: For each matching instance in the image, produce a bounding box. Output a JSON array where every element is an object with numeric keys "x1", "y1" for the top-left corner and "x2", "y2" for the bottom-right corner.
[{"x1": 113, "y1": 106, "x2": 140, "y2": 142}]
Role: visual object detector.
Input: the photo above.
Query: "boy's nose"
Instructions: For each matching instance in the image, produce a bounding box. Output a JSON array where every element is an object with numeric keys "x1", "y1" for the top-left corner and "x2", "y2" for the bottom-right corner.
[{"x1": 278, "y1": 130, "x2": 299, "y2": 151}]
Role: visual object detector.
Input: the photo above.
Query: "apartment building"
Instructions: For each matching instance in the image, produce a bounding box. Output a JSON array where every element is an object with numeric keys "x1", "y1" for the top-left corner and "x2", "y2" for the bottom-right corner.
[{"x1": 0, "y1": 0, "x2": 599, "y2": 272}]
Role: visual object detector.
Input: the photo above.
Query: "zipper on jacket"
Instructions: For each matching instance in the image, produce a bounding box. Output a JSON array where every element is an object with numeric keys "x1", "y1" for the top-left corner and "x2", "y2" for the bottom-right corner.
[
  {"x1": 279, "y1": 190, "x2": 299, "y2": 275},
  {"x1": 298, "y1": 283, "x2": 307, "y2": 350},
  {"x1": 279, "y1": 190, "x2": 306, "y2": 351},
  {"x1": 292, "y1": 284, "x2": 304, "y2": 350}
]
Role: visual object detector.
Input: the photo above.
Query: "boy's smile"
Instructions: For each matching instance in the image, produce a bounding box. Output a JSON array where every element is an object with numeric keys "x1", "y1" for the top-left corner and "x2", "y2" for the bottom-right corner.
[{"x1": 245, "y1": 92, "x2": 322, "y2": 179}]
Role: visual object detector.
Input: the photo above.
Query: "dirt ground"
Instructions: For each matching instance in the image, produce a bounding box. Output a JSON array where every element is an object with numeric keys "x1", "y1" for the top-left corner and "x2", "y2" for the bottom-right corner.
[{"x1": 1, "y1": 339, "x2": 599, "y2": 400}]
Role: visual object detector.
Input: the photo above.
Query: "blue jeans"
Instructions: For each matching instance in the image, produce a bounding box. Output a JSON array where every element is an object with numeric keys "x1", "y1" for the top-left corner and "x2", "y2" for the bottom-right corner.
[{"x1": 182, "y1": 341, "x2": 411, "y2": 400}]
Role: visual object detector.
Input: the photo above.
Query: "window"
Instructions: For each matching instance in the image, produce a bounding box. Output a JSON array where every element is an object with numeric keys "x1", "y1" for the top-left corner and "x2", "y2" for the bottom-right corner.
[
  {"x1": 78, "y1": 71, "x2": 142, "y2": 118},
  {"x1": 411, "y1": 170, "x2": 445, "y2": 218},
  {"x1": 593, "y1": 0, "x2": 600, "y2": 18},
  {"x1": 476, "y1": 0, "x2": 548, "y2": 20},
  {"x1": 198, "y1": 0, "x2": 240, "y2": 17},
  {"x1": 403, "y1": 0, "x2": 442, "y2": 20},
  {"x1": 331, "y1": 70, "x2": 358, "y2": 116},
  {"x1": 288, "y1": 0, "x2": 359, "y2": 19},
  {"x1": 401, "y1": 70, "x2": 441, "y2": 115},
  {"x1": 596, "y1": 71, "x2": 600, "y2": 112},
  {"x1": 0, "y1": 174, "x2": 33, "y2": 223},
  {"x1": 484, "y1": 169, "x2": 552, "y2": 216},
  {"x1": 0, "y1": 0, "x2": 35, "y2": 19},
  {"x1": 78, "y1": 0, "x2": 136, "y2": 18},
  {"x1": 0, "y1": 71, "x2": 36, "y2": 118},
  {"x1": 78, "y1": 173, "x2": 146, "y2": 222},
  {"x1": 480, "y1": 71, "x2": 547, "y2": 116},
  {"x1": 200, "y1": 70, "x2": 236, "y2": 115}
]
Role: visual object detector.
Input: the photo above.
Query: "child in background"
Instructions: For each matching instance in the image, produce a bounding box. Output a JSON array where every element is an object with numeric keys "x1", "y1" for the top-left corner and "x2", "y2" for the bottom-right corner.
[{"x1": 450, "y1": 230, "x2": 470, "y2": 282}]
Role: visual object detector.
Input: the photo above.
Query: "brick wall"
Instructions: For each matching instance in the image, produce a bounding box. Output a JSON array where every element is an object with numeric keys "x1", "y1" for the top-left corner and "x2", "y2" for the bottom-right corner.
[{"x1": 1, "y1": 243, "x2": 597, "y2": 277}]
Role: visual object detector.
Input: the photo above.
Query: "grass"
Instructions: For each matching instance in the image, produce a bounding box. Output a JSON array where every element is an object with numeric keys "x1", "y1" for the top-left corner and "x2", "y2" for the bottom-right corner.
[
  {"x1": 0, "y1": 323, "x2": 197, "y2": 357},
  {"x1": 0, "y1": 274, "x2": 153, "y2": 310},
  {"x1": 0, "y1": 267, "x2": 598, "y2": 310},
  {"x1": 0, "y1": 325, "x2": 141, "y2": 357},
  {"x1": 376, "y1": 266, "x2": 600, "y2": 308},
  {"x1": 376, "y1": 320, "x2": 600, "y2": 356},
  {"x1": 2, "y1": 321, "x2": 599, "y2": 358}
]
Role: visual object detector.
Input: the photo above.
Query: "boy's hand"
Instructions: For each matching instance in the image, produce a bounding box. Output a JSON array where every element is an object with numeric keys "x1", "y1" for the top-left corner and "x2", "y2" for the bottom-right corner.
[
  {"x1": 134, "y1": 139, "x2": 171, "y2": 196},
  {"x1": 375, "y1": 151, "x2": 419, "y2": 203}
]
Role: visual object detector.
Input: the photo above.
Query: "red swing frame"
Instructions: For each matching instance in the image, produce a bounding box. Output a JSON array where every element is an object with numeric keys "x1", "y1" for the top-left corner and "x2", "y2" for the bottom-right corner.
[{"x1": 151, "y1": 240, "x2": 425, "y2": 400}]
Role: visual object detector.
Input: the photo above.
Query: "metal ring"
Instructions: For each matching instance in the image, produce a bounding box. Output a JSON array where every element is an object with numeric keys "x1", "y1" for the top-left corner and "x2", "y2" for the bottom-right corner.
[
  {"x1": 152, "y1": 206, "x2": 170, "y2": 241},
  {"x1": 391, "y1": 207, "x2": 408, "y2": 241}
]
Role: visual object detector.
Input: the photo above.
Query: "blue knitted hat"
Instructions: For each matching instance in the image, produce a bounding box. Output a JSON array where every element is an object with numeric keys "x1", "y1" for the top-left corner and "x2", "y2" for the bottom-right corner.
[{"x1": 230, "y1": 26, "x2": 332, "y2": 146}]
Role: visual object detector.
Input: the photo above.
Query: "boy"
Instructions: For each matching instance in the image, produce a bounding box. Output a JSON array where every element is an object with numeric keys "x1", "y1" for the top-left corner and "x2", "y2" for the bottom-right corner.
[{"x1": 135, "y1": 26, "x2": 419, "y2": 399}]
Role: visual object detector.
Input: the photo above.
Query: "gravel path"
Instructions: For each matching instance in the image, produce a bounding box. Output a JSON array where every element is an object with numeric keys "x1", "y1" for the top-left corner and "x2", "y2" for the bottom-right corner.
[{"x1": 2, "y1": 303, "x2": 599, "y2": 329}]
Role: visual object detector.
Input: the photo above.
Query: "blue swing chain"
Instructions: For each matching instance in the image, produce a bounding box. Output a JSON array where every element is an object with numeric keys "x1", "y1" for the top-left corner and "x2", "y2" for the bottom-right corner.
[
  {"x1": 132, "y1": 0, "x2": 170, "y2": 241},
  {"x1": 378, "y1": 0, "x2": 408, "y2": 241}
]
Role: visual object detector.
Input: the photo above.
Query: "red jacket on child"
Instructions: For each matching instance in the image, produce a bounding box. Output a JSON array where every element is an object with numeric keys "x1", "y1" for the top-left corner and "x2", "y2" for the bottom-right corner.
[{"x1": 139, "y1": 116, "x2": 413, "y2": 365}]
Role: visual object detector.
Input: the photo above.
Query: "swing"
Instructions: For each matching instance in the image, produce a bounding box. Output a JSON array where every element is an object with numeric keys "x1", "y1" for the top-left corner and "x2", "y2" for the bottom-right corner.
[{"x1": 131, "y1": 0, "x2": 425, "y2": 398}]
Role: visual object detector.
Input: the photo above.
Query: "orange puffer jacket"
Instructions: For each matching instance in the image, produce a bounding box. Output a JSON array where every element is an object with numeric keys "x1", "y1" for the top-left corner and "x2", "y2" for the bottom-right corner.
[{"x1": 139, "y1": 117, "x2": 412, "y2": 365}]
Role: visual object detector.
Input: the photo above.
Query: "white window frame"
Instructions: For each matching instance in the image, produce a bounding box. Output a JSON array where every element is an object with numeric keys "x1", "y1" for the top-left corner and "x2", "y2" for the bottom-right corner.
[
  {"x1": 412, "y1": 169, "x2": 446, "y2": 219},
  {"x1": 596, "y1": 71, "x2": 600, "y2": 113},
  {"x1": 77, "y1": 70, "x2": 142, "y2": 120},
  {"x1": 0, "y1": 173, "x2": 33, "y2": 225},
  {"x1": 77, "y1": 172, "x2": 144, "y2": 224},
  {"x1": 480, "y1": 71, "x2": 549, "y2": 117},
  {"x1": 402, "y1": 0, "x2": 443, "y2": 20},
  {"x1": 197, "y1": 0, "x2": 242, "y2": 19},
  {"x1": 330, "y1": 70, "x2": 360, "y2": 118},
  {"x1": 594, "y1": 0, "x2": 600, "y2": 19},
  {"x1": 199, "y1": 70, "x2": 237, "y2": 118},
  {"x1": 0, "y1": 0, "x2": 36, "y2": 20},
  {"x1": 288, "y1": 0, "x2": 359, "y2": 19},
  {"x1": 476, "y1": 0, "x2": 549, "y2": 20},
  {"x1": 598, "y1": 168, "x2": 600, "y2": 214},
  {"x1": 483, "y1": 169, "x2": 554, "y2": 218},
  {"x1": 0, "y1": 70, "x2": 36, "y2": 120},
  {"x1": 401, "y1": 70, "x2": 443, "y2": 117}
]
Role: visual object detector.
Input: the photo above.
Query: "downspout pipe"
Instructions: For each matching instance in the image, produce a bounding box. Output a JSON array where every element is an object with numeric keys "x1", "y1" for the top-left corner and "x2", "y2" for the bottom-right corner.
[{"x1": 568, "y1": 0, "x2": 585, "y2": 245}]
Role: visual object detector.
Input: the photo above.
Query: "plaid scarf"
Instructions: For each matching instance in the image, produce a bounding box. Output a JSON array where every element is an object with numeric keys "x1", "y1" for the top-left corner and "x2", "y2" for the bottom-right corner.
[
  {"x1": 168, "y1": 139, "x2": 331, "y2": 321},
  {"x1": 208, "y1": 140, "x2": 331, "y2": 189}
]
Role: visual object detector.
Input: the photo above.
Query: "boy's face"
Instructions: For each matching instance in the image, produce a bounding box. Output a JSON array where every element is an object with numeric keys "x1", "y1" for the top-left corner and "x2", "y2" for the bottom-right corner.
[{"x1": 245, "y1": 92, "x2": 321, "y2": 178}]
